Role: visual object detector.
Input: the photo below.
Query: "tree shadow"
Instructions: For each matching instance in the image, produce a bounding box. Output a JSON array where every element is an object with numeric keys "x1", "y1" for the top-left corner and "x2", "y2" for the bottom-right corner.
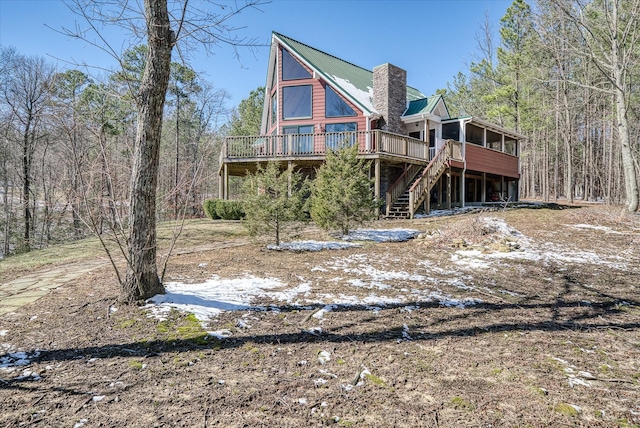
[{"x1": 1, "y1": 294, "x2": 638, "y2": 388}]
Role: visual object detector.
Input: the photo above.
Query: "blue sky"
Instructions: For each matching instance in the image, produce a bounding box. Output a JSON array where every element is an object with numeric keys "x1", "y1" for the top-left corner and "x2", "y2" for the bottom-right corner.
[{"x1": 0, "y1": 0, "x2": 514, "y2": 106}]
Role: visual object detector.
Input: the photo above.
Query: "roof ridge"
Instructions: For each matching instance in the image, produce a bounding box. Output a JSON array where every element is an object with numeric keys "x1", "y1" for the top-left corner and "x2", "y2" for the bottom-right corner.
[{"x1": 273, "y1": 32, "x2": 374, "y2": 76}]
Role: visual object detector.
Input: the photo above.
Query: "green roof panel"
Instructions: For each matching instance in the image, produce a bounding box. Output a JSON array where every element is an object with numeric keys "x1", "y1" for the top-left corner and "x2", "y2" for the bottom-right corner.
[{"x1": 404, "y1": 95, "x2": 441, "y2": 116}]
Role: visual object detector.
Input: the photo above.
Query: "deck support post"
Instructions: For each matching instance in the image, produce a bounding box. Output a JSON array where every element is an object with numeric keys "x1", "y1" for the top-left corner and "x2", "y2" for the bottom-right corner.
[
  {"x1": 218, "y1": 170, "x2": 223, "y2": 199},
  {"x1": 223, "y1": 163, "x2": 229, "y2": 200},
  {"x1": 460, "y1": 170, "x2": 465, "y2": 208},
  {"x1": 447, "y1": 167, "x2": 452, "y2": 211},
  {"x1": 481, "y1": 173, "x2": 486, "y2": 203},
  {"x1": 287, "y1": 161, "x2": 292, "y2": 196},
  {"x1": 374, "y1": 159, "x2": 381, "y2": 201}
]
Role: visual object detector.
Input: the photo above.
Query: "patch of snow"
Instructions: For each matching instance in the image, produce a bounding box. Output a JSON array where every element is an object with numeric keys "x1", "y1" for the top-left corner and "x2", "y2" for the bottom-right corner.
[
  {"x1": 0, "y1": 330, "x2": 7, "y2": 336},
  {"x1": 568, "y1": 404, "x2": 582, "y2": 413},
  {"x1": 357, "y1": 367, "x2": 371, "y2": 386},
  {"x1": 318, "y1": 368, "x2": 338, "y2": 378},
  {"x1": 207, "y1": 329, "x2": 232, "y2": 340},
  {"x1": 331, "y1": 76, "x2": 373, "y2": 112},
  {"x1": 314, "y1": 378, "x2": 328, "y2": 386},
  {"x1": 414, "y1": 207, "x2": 479, "y2": 218},
  {"x1": 446, "y1": 218, "x2": 629, "y2": 271},
  {"x1": 267, "y1": 240, "x2": 360, "y2": 252},
  {"x1": 304, "y1": 327, "x2": 322, "y2": 336},
  {"x1": 15, "y1": 369, "x2": 41, "y2": 381},
  {"x1": 146, "y1": 275, "x2": 303, "y2": 321},
  {"x1": 427, "y1": 292, "x2": 481, "y2": 308},
  {"x1": 236, "y1": 319, "x2": 251, "y2": 329},
  {"x1": 92, "y1": 395, "x2": 105, "y2": 402},
  {"x1": 317, "y1": 350, "x2": 331, "y2": 365},
  {"x1": 577, "y1": 371, "x2": 595, "y2": 379},
  {"x1": 570, "y1": 224, "x2": 622, "y2": 234},
  {"x1": 402, "y1": 324, "x2": 412, "y2": 341},
  {"x1": 297, "y1": 397, "x2": 308, "y2": 405},
  {"x1": 73, "y1": 419, "x2": 89, "y2": 428},
  {"x1": 313, "y1": 304, "x2": 336, "y2": 320},
  {"x1": 342, "y1": 228, "x2": 421, "y2": 242},
  {"x1": 0, "y1": 350, "x2": 40, "y2": 370}
]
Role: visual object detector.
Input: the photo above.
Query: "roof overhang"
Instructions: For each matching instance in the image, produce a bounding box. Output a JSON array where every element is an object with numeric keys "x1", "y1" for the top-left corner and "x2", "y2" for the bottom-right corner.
[
  {"x1": 401, "y1": 113, "x2": 441, "y2": 124},
  {"x1": 442, "y1": 116, "x2": 526, "y2": 141}
]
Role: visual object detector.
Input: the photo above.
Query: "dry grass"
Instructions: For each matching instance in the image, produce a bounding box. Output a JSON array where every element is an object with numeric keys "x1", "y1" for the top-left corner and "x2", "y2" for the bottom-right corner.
[{"x1": 1, "y1": 204, "x2": 639, "y2": 427}]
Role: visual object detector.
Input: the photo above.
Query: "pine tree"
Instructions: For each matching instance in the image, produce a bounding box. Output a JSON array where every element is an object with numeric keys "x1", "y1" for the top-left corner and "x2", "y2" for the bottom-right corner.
[
  {"x1": 311, "y1": 144, "x2": 378, "y2": 235},
  {"x1": 242, "y1": 162, "x2": 308, "y2": 246}
]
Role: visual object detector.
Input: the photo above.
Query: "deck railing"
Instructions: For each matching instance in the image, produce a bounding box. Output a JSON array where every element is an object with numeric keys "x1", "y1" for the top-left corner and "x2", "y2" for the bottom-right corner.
[{"x1": 221, "y1": 130, "x2": 433, "y2": 162}]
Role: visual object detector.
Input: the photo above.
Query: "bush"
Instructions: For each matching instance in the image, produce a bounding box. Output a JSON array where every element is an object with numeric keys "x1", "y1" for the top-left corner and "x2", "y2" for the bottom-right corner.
[
  {"x1": 241, "y1": 162, "x2": 308, "y2": 245},
  {"x1": 203, "y1": 199, "x2": 245, "y2": 220},
  {"x1": 203, "y1": 199, "x2": 220, "y2": 219},
  {"x1": 310, "y1": 144, "x2": 378, "y2": 235},
  {"x1": 216, "y1": 200, "x2": 245, "y2": 220}
]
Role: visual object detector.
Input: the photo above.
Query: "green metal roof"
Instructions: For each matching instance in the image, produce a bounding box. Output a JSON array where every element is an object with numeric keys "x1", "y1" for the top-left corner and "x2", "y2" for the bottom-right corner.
[
  {"x1": 273, "y1": 32, "x2": 425, "y2": 115},
  {"x1": 404, "y1": 95, "x2": 443, "y2": 116}
]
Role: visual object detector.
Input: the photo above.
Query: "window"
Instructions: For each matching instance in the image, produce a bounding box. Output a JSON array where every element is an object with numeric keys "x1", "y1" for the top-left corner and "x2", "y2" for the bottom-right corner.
[
  {"x1": 442, "y1": 122, "x2": 460, "y2": 141},
  {"x1": 325, "y1": 86, "x2": 356, "y2": 117},
  {"x1": 486, "y1": 130, "x2": 502, "y2": 151},
  {"x1": 282, "y1": 85, "x2": 312, "y2": 119},
  {"x1": 282, "y1": 49, "x2": 311, "y2": 80},
  {"x1": 325, "y1": 122, "x2": 357, "y2": 149},
  {"x1": 465, "y1": 123, "x2": 483, "y2": 145},
  {"x1": 283, "y1": 125, "x2": 314, "y2": 154},
  {"x1": 270, "y1": 93, "x2": 277, "y2": 127},
  {"x1": 504, "y1": 138, "x2": 517, "y2": 156}
]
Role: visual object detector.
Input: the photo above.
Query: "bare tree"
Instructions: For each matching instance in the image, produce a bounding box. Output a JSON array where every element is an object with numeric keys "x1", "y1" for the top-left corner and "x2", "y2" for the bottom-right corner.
[
  {"x1": 549, "y1": 0, "x2": 640, "y2": 212},
  {"x1": 2, "y1": 54, "x2": 54, "y2": 252},
  {"x1": 63, "y1": 0, "x2": 267, "y2": 302}
]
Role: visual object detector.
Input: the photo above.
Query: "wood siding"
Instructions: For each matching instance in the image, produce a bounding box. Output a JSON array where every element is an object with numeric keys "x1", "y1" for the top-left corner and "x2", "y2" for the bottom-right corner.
[
  {"x1": 272, "y1": 45, "x2": 368, "y2": 152},
  {"x1": 465, "y1": 144, "x2": 519, "y2": 178}
]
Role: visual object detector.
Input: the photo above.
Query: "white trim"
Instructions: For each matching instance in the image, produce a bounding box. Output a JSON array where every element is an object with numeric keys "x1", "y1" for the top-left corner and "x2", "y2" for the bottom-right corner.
[{"x1": 401, "y1": 113, "x2": 441, "y2": 124}]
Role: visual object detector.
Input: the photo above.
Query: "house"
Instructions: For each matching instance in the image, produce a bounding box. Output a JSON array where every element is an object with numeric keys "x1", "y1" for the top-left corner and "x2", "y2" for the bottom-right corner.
[{"x1": 219, "y1": 32, "x2": 524, "y2": 218}]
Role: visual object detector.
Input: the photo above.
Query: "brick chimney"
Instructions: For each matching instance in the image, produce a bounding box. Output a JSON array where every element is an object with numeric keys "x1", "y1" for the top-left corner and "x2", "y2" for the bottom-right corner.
[{"x1": 373, "y1": 63, "x2": 407, "y2": 135}]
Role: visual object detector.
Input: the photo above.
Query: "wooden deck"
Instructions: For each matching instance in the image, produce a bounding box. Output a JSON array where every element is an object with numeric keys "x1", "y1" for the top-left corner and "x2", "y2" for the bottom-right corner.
[{"x1": 219, "y1": 130, "x2": 436, "y2": 174}]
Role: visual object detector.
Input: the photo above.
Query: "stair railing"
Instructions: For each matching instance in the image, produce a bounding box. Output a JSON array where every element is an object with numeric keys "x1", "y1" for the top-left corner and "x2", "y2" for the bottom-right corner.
[
  {"x1": 385, "y1": 163, "x2": 424, "y2": 216},
  {"x1": 408, "y1": 139, "x2": 455, "y2": 218}
]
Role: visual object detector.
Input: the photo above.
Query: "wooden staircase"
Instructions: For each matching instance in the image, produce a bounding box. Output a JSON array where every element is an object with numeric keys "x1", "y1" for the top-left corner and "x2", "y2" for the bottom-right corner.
[
  {"x1": 385, "y1": 164, "x2": 423, "y2": 219},
  {"x1": 385, "y1": 170, "x2": 424, "y2": 218},
  {"x1": 384, "y1": 140, "x2": 461, "y2": 219}
]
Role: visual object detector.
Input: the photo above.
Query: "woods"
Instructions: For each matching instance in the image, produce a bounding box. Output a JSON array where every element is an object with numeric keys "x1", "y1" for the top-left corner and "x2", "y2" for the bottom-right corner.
[
  {"x1": 0, "y1": 45, "x2": 224, "y2": 257},
  {"x1": 442, "y1": 0, "x2": 640, "y2": 210}
]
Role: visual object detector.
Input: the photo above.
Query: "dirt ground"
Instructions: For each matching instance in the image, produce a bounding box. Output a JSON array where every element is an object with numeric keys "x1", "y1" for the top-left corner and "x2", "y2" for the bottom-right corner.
[{"x1": 1, "y1": 204, "x2": 639, "y2": 427}]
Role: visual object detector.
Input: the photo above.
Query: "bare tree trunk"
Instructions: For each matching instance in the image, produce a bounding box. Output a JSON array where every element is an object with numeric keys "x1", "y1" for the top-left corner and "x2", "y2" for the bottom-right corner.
[
  {"x1": 614, "y1": 80, "x2": 638, "y2": 212},
  {"x1": 122, "y1": 0, "x2": 173, "y2": 302},
  {"x1": 21, "y1": 119, "x2": 32, "y2": 251}
]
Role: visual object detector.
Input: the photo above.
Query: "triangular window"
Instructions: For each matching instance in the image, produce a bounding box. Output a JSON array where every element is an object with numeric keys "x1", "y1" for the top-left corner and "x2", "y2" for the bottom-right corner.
[
  {"x1": 325, "y1": 86, "x2": 356, "y2": 117},
  {"x1": 282, "y1": 48, "x2": 311, "y2": 80}
]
